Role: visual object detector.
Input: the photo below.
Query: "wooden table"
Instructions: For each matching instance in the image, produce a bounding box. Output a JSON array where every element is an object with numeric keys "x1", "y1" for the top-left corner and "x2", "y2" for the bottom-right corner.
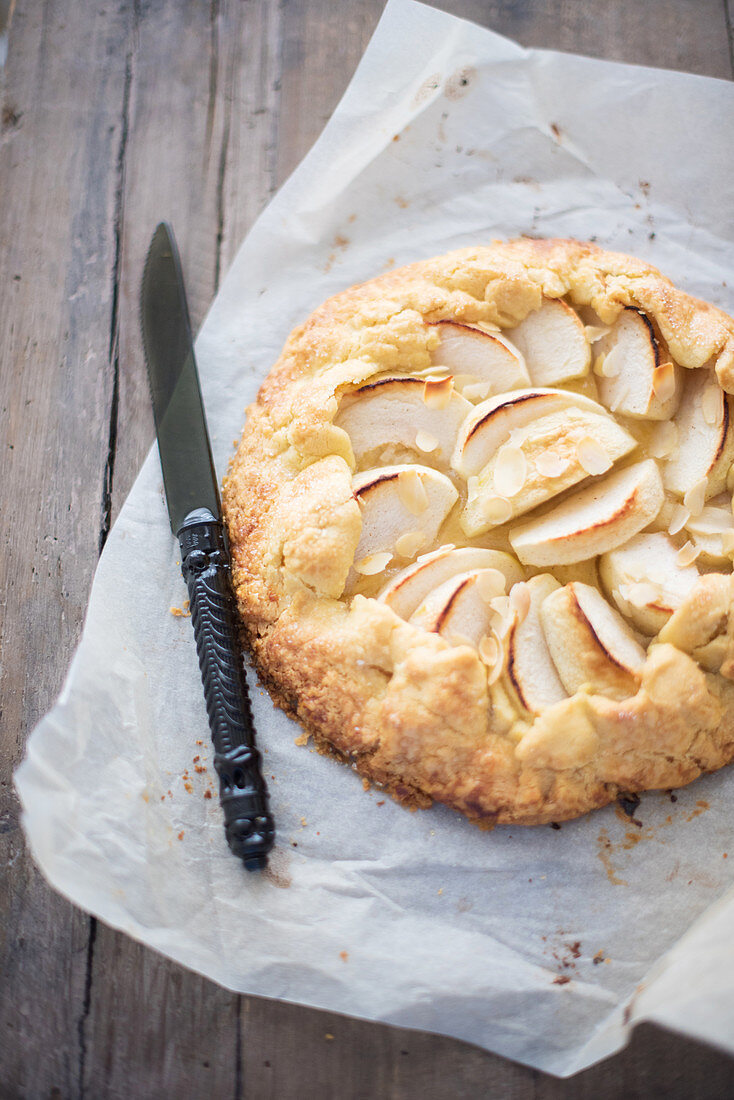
[{"x1": 3, "y1": 1, "x2": 734, "y2": 1095}]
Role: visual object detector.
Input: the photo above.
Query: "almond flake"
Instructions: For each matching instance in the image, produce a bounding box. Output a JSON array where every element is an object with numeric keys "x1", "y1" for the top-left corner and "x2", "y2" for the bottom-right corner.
[
  {"x1": 480, "y1": 495, "x2": 513, "y2": 525},
  {"x1": 652, "y1": 362, "x2": 676, "y2": 404},
  {"x1": 476, "y1": 568, "x2": 507, "y2": 601},
  {"x1": 422, "y1": 376, "x2": 454, "y2": 410},
  {"x1": 722, "y1": 530, "x2": 734, "y2": 555},
  {"x1": 609, "y1": 381, "x2": 630, "y2": 413},
  {"x1": 598, "y1": 347, "x2": 623, "y2": 378},
  {"x1": 354, "y1": 551, "x2": 392, "y2": 576},
  {"x1": 686, "y1": 506, "x2": 732, "y2": 535},
  {"x1": 415, "y1": 429, "x2": 439, "y2": 453},
  {"x1": 576, "y1": 436, "x2": 612, "y2": 476},
  {"x1": 487, "y1": 645, "x2": 506, "y2": 684},
  {"x1": 668, "y1": 504, "x2": 691, "y2": 535},
  {"x1": 397, "y1": 469, "x2": 429, "y2": 514},
  {"x1": 677, "y1": 540, "x2": 701, "y2": 567},
  {"x1": 648, "y1": 420, "x2": 678, "y2": 459},
  {"x1": 489, "y1": 595, "x2": 512, "y2": 634},
  {"x1": 461, "y1": 381, "x2": 492, "y2": 402},
  {"x1": 478, "y1": 633, "x2": 500, "y2": 668},
  {"x1": 493, "y1": 445, "x2": 527, "y2": 498},
  {"x1": 701, "y1": 383, "x2": 723, "y2": 426},
  {"x1": 683, "y1": 477, "x2": 708, "y2": 517},
  {"x1": 627, "y1": 581, "x2": 661, "y2": 607},
  {"x1": 395, "y1": 530, "x2": 427, "y2": 558},
  {"x1": 584, "y1": 324, "x2": 611, "y2": 344},
  {"x1": 536, "y1": 451, "x2": 571, "y2": 478},
  {"x1": 509, "y1": 581, "x2": 531, "y2": 624}
]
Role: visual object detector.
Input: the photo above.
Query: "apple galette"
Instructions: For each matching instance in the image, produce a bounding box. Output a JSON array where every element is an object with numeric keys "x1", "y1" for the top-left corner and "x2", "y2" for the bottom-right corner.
[{"x1": 223, "y1": 240, "x2": 734, "y2": 825}]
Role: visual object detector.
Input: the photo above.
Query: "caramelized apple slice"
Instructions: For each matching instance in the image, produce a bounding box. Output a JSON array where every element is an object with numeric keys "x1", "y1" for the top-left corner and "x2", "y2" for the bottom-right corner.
[
  {"x1": 597, "y1": 308, "x2": 681, "y2": 419},
  {"x1": 599, "y1": 532, "x2": 700, "y2": 635},
  {"x1": 335, "y1": 376, "x2": 471, "y2": 467},
  {"x1": 505, "y1": 574, "x2": 568, "y2": 713},
  {"x1": 540, "y1": 582, "x2": 646, "y2": 700},
  {"x1": 409, "y1": 568, "x2": 507, "y2": 648},
  {"x1": 352, "y1": 465, "x2": 458, "y2": 572},
  {"x1": 664, "y1": 368, "x2": 734, "y2": 500},
  {"x1": 377, "y1": 546, "x2": 523, "y2": 620},
  {"x1": 505, "y1": 299, "x2": 590, "y2": 386},
  {"x1": 509, "y1": 459, "x2": 664, "y2": 566},
  {"x1": 430, "y1": 321, "x2": 529, "y2": 394}
]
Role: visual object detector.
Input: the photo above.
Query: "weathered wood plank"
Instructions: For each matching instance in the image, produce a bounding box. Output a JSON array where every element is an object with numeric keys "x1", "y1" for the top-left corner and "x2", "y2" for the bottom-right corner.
[{"x1": 0, "y1": 0, "x2": 135, "y2": 1095}]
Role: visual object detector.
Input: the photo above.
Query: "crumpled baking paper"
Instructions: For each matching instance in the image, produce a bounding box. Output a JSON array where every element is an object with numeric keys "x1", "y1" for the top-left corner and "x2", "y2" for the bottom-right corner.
[{"x1": 16, "y1": 0, "x2": 734, "y2": 1076}]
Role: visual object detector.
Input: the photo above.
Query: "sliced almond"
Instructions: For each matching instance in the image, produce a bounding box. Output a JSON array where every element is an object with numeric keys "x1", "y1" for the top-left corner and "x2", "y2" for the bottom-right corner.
[
  {"x1": 576, "y1": 437, "x2": 613, "y2": 476},
  {"x1": 535, "y1": 451, "x2": 572, "y2": 478},
  {"x1": 493, "y1": 445, "x2": 527, "y2": 498},
  {"x1": 677, "y1": 540, "x2": 701, "y2": 567},
  {"x1": 422, "y1": 376, "x2": 454, "y2": 410},
  {"x1": 702, "y1": 383, "x2": 723, "y2": 426},
  {"x1": 585, "y1": 324, "x2": 611, "y2": 344},
  {"x1": 354, "y1": 552, "x2": 393, "y2": 576},
  {"x1": 481, "y1": 496, "x2": 513, "y2": 525},
  {"x1": 478, "y1": 633, "x2": 501, "y2": 668},
  {"x1": 683, "y1": 476, "x2": 708, "y2": 518},
  {"x1": 394, "y1": 530, "x2": 428, "y2": 558},
  {"x1": 475, "y1": 568, "x2": 507, "y2": 602},
  {"x1": 397, "y1": 469, "x2": 429, "y2": 514},
  {"x1": 415, "y1": 429, "x2": 439, "y2": 453},
  {"x1": 651, "y1": 362, "x2": 677, "y2": 404},
  {"x1": 509, "y1": 580, "x2": 531, "y2": 624},
  {"x1": 668, "y1": 504, "x2": 690, "y2": 535}
]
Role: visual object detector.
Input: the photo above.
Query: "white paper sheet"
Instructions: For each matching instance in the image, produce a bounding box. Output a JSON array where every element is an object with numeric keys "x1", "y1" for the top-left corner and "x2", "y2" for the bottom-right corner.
[{"x1": 16, "y1": 0, "x2": 734, "y2": 1076}]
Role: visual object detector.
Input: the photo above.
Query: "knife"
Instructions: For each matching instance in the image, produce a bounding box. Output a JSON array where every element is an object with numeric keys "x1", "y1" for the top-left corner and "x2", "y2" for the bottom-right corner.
[{"x1": 140, "y1": 222, "x2": 275, "y2": 871}]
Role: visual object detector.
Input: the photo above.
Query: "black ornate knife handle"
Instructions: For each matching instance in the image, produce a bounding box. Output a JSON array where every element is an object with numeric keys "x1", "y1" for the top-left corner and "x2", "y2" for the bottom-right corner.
[{"x1": 178, "y1": 508, "x2": 275, "y2": 870}]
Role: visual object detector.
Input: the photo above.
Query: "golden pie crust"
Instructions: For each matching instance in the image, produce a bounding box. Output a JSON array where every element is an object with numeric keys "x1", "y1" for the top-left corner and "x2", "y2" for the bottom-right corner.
[{"x1": 223, "y1": 239, "x2": 734, "y2": 825}]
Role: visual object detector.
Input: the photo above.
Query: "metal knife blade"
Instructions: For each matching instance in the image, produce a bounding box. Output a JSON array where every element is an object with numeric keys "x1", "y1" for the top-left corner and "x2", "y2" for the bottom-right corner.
[
  {"x1": 140, "y1": 223, "x2": 220, "y2": 534},
  {"x1": 140, "y1": 222, "x2": 275, "y2": 871}
]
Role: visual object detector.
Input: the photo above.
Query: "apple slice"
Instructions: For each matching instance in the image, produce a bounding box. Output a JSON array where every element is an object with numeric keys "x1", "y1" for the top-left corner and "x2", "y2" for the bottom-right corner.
[
  {"x1": 460, "y1": 404, "x2": 637, "y2": 536},
  {"x1": 453, "y1": 387, "x2": 610, "y2": 478},
  {"x1": 596, "y1": 308, "x2": 681, "y2": 419},
  {"x1": 352, "y1": 465, "x2": 458, "y2": 572},
  {"x1": 504, "y1": 298, "x2": 590, "y2": 385},
  {"x1": 335, "y1": 376, "x2": 471, "y2": 467},
  {"x1": 599, "y1": 532, "x2": 700, "y2": 635},
  {"x1": 540, "y1": 582, "x2": 646, "y2": 700},
  {"x1": 430, "y1": 321, "x2": 530, "y2": 394},
  {"x1": 683, "y1": 495, "x2": 734, "y2": 566},
  {"x1": 409, "y1": 568, "x2": 507, "y2": 648},
  {"x1": 663, "y1": 368, "x2": 734, "y2": 499},
  {"x1": 505, "y1": 574, "x2": 568, "y2": 713},
  {"x1": 509, "y1": 459, "x2": 664, "y2": 566},
  {"x1": 377, "y1": 545, "x2": 524, "y2": 620}
]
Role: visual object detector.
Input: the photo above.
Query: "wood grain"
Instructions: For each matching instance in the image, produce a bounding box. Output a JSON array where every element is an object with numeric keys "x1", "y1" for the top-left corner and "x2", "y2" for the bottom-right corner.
[{"x1": 2, "y1": 1, "x2": 734, "y2": 1097}]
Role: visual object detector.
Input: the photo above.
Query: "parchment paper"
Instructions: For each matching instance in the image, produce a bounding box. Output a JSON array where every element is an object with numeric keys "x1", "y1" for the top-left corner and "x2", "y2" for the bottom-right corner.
[{"x1": 16, "y1": 0, "x2": 734, "y2": 1076}]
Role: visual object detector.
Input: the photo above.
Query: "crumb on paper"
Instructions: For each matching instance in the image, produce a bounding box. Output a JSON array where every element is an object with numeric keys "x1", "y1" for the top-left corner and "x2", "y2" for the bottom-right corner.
[
  {"x1": 177, "y1": 831, "x2": 184, "y2": 841},
  {"x1": 294, "y1": 733, "x2": 309, "y2": 746},
  {"x1": 593, "y1": 950, "x2": 606, "y2": 965},
  {"x1": 300, "y1": 817, "x2": 307, "y2": 827},
  {"x1": 339, "y1": 951, "x2": 348, "y2": 962},
  {"x1": 194, "y1": 765, "x2": 207, "y2": 774},
  {"x1": 362, "y1": 777, "x2": 370, "y2": 791},
  {"x1": 553, "y1": 975, "x2": 570, "y2": 986},
  {"x1": 193, "y1": 755, "x2": 200, "y2": 763},
  {"x1": 196, "y1": 739, "x2": 203, "y2": 746},
  {"x1": 376, "y1": 800, "x2": 385, "y2": 807},
  {"x1": 204, "y1": 790, "x2": 212, "y2": 800}
]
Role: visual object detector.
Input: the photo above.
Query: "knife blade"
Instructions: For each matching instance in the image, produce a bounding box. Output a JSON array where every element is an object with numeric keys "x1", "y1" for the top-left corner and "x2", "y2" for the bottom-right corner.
[{"x1": 140, "y1": 222, "x2": 274, "y2": 871}]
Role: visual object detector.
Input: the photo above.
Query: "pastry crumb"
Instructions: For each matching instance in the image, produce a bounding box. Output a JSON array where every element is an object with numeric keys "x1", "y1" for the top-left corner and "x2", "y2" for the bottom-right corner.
[{"x1": 339, "y1": 950, "x2": 349, "y2": 962}]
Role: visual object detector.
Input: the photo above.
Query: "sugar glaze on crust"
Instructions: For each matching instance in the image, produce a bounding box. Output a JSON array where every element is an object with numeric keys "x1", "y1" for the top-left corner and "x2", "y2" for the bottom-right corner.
[{"x1": 223, "y1": 239, "x2": 734, "y2": 826}]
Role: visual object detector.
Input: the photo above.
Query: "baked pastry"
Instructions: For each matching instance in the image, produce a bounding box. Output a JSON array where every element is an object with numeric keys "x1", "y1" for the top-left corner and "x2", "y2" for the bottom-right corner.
[{"x1": 222, "y1": 239, "x2": 734, "y2": 825}]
